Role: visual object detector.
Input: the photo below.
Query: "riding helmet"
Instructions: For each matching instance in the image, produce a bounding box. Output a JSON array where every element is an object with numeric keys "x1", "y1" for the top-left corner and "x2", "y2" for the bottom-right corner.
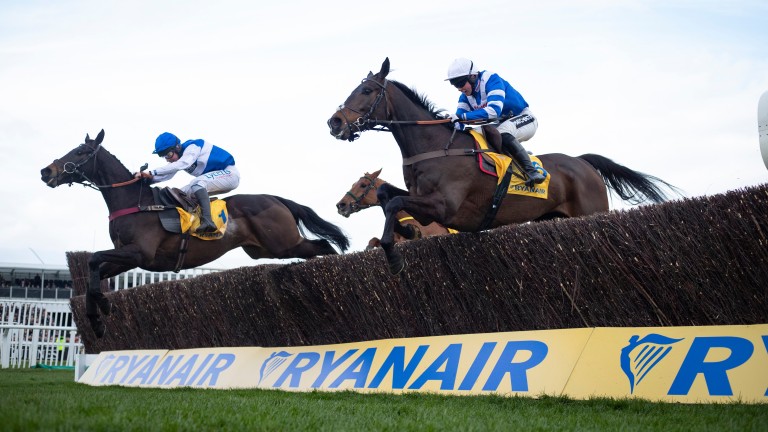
[
  {"x1": 153, "y1": 132, "x2": 181, "y2": 154},
  {"x1": 445, "y1": 58, "x2": 477, "y2": 80}
]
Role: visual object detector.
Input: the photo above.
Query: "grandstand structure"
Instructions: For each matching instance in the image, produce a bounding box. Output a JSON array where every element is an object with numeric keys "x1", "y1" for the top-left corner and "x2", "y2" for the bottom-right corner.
[
  {"x1": 0, "y1": 262, "x2": 221, "y2": 300},
  {"x1": 1, "y1": 263, "x2": 74, "y2": 300}
]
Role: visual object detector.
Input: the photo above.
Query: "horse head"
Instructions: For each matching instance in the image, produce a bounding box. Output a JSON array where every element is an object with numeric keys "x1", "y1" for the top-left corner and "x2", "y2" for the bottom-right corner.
[
  {"x1": 336, "y1": 168, "x2": 384, "y2": 217},
  {"x1": 41, "y1": 129, "x2": 106, "y2": 188},
  {"x1": 328, "y1": 58, "x2": 391, "y2": 141}
]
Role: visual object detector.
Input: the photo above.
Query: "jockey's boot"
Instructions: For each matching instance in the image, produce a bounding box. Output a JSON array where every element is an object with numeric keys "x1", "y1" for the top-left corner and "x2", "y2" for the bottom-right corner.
[
  {"x1": 501, "y1": 133, "x2": 546, "y2": 185},
  {"x1": 193, "y1": 188, "x2": 218, "y2": 234}
]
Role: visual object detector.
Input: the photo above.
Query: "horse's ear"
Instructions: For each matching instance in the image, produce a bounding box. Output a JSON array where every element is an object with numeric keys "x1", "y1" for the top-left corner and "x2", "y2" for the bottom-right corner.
[
  {"x1": 95, "y1": 129, "x2": 105, "y2": 145},
  {"x1": 379, "y1": 58, "x2": 390, "y2": 79},
  {"x1": 367, "y1": 71, "x2": 374, "y2": 79},
  {"x1": 372, "y1": 168, "x2": 382, "y2": 177},
  {"x1": 85, "y1": 133, "x2": 91, "y2": 142}
]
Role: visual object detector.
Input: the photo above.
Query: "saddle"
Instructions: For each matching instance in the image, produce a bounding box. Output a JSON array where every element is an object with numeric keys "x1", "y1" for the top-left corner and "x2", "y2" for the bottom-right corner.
[
  {"x1": 469, "y1": 130, "x2": 550, "y2": 200},
  {"x1": 149, "y1": 187, "x2": 228, "y2": 272},
  {"x1": 154, "y1": 187, "x2": 197, "y2": 212},
  {"x1": 151, "y1": 187, "x2": 227, "y2": 237}
]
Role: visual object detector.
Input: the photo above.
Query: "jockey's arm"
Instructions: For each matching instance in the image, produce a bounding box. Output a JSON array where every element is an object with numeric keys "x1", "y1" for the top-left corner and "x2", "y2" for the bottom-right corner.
[{"x1": 148, "y1": 145, "x2": 202, "y2": 182}]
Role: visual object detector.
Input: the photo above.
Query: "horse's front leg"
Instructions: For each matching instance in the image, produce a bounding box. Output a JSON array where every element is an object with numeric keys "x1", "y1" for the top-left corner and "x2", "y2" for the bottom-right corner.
[
  {"x1": 379, "y1": 193, "x2": 446, "y2": 275},
  {"x1": 86, "y1": 245, "x2": 143, "y2": 337},
  {"x1": 379, "y1": 204, "x2": 405, "y2": 275},
  {"x1": 376, "y1": 183, "x2": 417, "y2": 240},
  {"x1": 377, "y1": 184, "x2": 410, "y2": 273}
]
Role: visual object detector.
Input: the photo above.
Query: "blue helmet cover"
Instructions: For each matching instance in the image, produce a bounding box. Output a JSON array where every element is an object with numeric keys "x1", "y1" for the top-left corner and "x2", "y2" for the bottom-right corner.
[{"x1": 153, "y1": 132, "x2": 180, "y2": 154}]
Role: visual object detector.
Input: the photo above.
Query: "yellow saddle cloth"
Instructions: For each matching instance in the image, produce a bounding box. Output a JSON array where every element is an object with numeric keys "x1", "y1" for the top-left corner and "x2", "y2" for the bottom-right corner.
[
  {"x1": 469, "y1": 129, "x2": 550, "y2": 199},
  {"x1": 176, "y1": 199, "x2": 229, "y2": 240}
]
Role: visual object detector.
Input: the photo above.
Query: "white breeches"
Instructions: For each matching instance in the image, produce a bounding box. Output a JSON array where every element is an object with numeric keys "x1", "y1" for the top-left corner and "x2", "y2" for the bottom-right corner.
[
  {"x1": 182, "y1": 165, "x2": 240, "y2": 196},
  {"x1": 496, "y1": 107, "x2": 538, "y2": 143}
]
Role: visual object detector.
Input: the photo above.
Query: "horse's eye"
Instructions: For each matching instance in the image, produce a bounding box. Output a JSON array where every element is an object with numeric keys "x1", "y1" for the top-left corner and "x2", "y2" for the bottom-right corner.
[{"x1": 362, "y1": 88, "x2": 372, "y2": 95}]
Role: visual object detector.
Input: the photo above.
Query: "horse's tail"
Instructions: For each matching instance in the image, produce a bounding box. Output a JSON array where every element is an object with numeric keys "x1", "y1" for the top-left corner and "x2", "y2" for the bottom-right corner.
[
  {"x1": 272, "y1": 196, "x2": 351, "y2": 252},
  {"x1": 578, "y1": 154, "x2": 682, "y2": 204}
]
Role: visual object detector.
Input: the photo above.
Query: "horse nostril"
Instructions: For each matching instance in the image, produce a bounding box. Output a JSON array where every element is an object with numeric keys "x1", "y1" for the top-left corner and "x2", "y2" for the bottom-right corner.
[{"x1": 336, "y1": 202, "x2": 345, "y2": 210}]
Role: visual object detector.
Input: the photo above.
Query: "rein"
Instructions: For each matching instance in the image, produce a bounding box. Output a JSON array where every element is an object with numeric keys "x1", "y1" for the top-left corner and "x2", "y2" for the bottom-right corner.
[
  {"x1": 60, "y1": 143, "x2": 143, "y2": 190},
  {"x1": 335, "y1": 78, "x2": 513, "y2": 166},
  {"x1": 60, "y1": 142, "x2": 152, "y2": 219},
  {"x1": 95, "y1": 177, "x2": 141, "y2": 188}
]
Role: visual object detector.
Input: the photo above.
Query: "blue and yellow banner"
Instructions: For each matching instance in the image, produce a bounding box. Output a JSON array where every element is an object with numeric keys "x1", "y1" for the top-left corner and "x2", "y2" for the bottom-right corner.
[{"x1": 78, "y1": 324, "x2": 768, "y2": 403}]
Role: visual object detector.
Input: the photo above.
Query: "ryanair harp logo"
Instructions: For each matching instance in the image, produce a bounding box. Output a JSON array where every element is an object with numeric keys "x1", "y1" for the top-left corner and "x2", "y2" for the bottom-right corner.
[
  {"x1": 620, "y1": 334, "x2": 683, "y2": 393},
  {"x1": 259, "y1": 351, "x2": 293, "y2": 385}
]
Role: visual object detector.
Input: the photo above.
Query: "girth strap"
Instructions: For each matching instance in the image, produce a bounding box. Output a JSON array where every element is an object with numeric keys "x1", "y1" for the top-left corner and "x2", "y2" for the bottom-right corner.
[
  {"x1": 173, "y1": 232, "x2": 190, "y2": 273},
  {"x1": 477, "y1": 162, "x2": 516, "y2": 231},
  {"x1": 108, "y1": 205, "x2": 173, "y2": 221}
]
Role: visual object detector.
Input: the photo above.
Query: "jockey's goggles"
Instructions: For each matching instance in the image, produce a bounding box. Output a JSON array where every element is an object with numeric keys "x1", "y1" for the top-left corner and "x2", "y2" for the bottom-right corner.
[
  {"x1": 158, "y1": 148, "x2": 175, "y2": 158},
  {"x1": 450, "y1": 76, "x2": 469, "y2": 88}
]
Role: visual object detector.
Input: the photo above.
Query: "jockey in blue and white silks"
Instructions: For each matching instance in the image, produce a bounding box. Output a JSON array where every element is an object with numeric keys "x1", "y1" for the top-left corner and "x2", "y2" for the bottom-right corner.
[
  {"x1": 138, "y1": 132, "x2": 240, "y2": 233},
  {"x1": 446, "y1": 57, "x2": 545, "y2": 185},
  {"x1": 150, "y1": 137, "x2": 238, "y2": 194}
]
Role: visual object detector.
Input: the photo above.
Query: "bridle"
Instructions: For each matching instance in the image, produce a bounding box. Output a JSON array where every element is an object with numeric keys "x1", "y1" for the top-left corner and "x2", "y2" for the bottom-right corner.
[
  {"x1": 343, "y1": 174, "x2": 382, "y2": 212},
  {"x1": 331, "y1": 78, "x2": 392, "y2": 142},
  {"x1": 332, "y1": 76, "x2": 479, "y2": 143},
  {"x1": 56, "y1": 142, "x2": 104, "y2": 190},
  {"x1": 56, "y1": 142, "x2": 141, "y2": 190}
]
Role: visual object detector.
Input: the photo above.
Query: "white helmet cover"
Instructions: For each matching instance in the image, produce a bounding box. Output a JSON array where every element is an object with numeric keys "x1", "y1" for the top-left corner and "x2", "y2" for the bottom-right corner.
[{"x1": 446, "y1": 58, "x2": 477, "y2": 80}]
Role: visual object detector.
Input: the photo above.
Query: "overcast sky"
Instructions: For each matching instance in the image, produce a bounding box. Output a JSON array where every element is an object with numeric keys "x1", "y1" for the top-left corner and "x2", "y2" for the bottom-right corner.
[{"x1": 1, "y1": 0, "x2": 766, "y2": 269}]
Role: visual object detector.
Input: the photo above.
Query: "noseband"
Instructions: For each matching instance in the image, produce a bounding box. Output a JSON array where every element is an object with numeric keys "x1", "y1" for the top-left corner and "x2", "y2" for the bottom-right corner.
[
  {"x1": 332, "y1": 78, "x2": 389, "y2": 142},
  {"x1": 55, "y1": 143, "x2": 103, "y2": 189},
  {"x1": 344, "y1": 174, "x2": 381, "y2": 212}
]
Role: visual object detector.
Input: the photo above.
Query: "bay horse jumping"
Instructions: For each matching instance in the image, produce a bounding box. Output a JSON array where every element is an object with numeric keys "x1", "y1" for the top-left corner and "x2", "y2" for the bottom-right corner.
[
  {"x1": 328, "y1": 58, "x2": 679, "y2": 274},
  {"x1": 336, "y1": 169, "x2": 453, "y2": 249},
  {"x1": 40, "y1": 130, "x2": 350, "y2": 337}
]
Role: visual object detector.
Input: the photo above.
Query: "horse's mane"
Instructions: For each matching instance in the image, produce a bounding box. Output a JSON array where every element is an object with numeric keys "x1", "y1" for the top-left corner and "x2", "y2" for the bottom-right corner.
[
  {"x1": 99, "y1": 146, "x2": 134, "y2": 179},
  {"x1": 389, "y1": 80, "x2": 447, "y2": 121}
]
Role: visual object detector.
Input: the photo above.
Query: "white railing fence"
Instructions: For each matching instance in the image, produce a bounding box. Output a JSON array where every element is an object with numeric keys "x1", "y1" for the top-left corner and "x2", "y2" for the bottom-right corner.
[
  {"x1": 1, "y1": 267, "x2": 222, "y2": 371},
  {"x1": 0, "y1": 299, "x2": 81, "y2": 369},
  {"x1": 108, "y1": 267, "x2": 220, "y2": 290}
]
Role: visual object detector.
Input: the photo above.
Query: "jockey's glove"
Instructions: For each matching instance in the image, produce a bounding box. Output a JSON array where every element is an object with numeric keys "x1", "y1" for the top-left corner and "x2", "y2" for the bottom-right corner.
[{"x1": 449, "y1": 113, "x2": 465, "y2": 130}]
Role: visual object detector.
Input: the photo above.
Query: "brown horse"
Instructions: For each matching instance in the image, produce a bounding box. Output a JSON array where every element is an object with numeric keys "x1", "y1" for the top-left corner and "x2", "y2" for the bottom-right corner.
[
  {"x1": 40, "y1": 130, "x2": 350, "y2": 337},
  {"x1": 328, "y1": 58, "x2": 679, "y2": 274},
  {"x1": 336, "y1": 169, "x2": 454, "y2": 248}
]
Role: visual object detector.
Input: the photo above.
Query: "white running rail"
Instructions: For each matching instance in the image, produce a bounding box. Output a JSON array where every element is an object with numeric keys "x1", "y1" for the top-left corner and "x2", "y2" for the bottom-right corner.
[{"x1": 0, "y1": 299, "x2": 80, "y2": 369}]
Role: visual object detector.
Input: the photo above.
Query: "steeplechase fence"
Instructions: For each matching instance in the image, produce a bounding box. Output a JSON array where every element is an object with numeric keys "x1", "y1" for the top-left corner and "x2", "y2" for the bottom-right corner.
[
  {"x1": 67, "y1": 183, "x2": 768, "y2": 403},
  {"x1": 68, "y1": 184, "x2": 768, "y2": 354}
]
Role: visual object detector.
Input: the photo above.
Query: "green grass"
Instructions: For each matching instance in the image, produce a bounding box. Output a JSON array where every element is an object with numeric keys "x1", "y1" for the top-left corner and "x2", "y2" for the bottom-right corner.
[{"x1": 0, "y1": 368, "x2": 766, "y2": 431}]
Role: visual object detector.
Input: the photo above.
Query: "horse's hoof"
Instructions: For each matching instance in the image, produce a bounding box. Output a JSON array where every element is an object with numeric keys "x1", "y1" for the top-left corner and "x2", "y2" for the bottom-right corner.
[
  {"x1": 94, "y1": 323, "x2": 107, "y2": 338},
  {"x1": 388, "y1": 259, "x2": 406, "y2": 275},
  {"x1": 88, "y1": 315, "x2": 107, "y2": 338},
  {"x1": 412, "y1": 226, "x2": 422, "y2": 240},
  {"x1": 97, "y1": 298, "x2": 113, "y2": 316}
]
